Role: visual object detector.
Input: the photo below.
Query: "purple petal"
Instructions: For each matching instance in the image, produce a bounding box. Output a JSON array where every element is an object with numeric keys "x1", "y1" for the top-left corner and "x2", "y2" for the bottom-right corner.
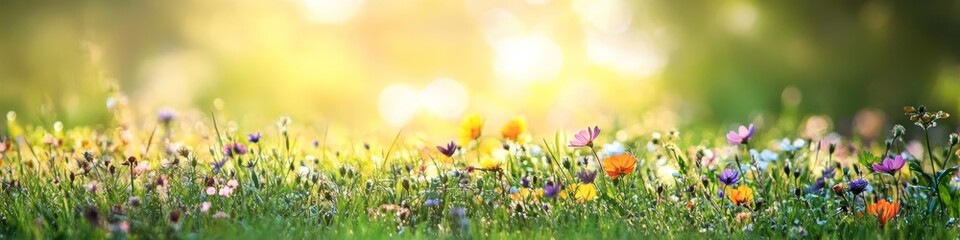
[
  {"x1": 578, "y1": 131, "x2": 591, "y2": 142},
  {"x1": 872, "y1": 163, "x2": 885, "y2": 173},
  {"x1": 726, "y1": 131, "x2": 742, "y2": 144}
]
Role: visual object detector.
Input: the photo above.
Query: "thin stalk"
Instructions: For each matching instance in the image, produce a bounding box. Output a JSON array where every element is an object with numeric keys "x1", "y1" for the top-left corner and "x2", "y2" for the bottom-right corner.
[
  {"x1": 942, "y1": 143, "x2": 956, "y2": 171},
  {"x1": 923, "y1": 129, "x2": 937, "y2": 174}
]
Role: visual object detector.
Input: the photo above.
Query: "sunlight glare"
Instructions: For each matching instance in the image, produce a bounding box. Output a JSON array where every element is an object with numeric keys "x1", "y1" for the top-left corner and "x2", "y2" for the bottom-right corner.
[
  {"x1": 379, "y1": 84, "x2": 420, "y2": 128},
  {"x1": 493, "y1": 35, "x2": 564, "y2": 84},
  {"x1": 420, "y1": 78, "x2": 469, "y2": 120},
  {"x1": 298, "y1": 0, "x2": 365, "y2": 24}
]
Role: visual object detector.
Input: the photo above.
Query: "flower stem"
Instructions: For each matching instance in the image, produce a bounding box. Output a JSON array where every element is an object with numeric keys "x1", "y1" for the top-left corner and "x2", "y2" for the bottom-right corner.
[
  {"x1": 734, "y1": 155, "x2": 745, "y2": 183},
  {"x1": 923, "y1": 129, "x2": 937, "y2": 174},
  {"x1": 589, "y1": 147, "x2": 604, "y2": 174},
  {"x1": 941, "y1": 144, "x2": 956, "y2": 171}
]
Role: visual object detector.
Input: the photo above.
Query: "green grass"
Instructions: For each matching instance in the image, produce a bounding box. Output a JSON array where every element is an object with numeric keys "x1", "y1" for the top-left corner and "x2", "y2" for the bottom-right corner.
[{"x1": 2, "y1": 112, "x2": 960, "y2": 239}]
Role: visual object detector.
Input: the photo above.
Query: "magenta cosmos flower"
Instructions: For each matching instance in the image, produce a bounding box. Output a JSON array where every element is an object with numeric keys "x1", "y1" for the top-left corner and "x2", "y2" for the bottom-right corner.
[
  {"x1": 872, "y1": 155, "x2": 905, "y2": 174},
  {"x1": 726, "y1": 124, "x2": 755, "y2": 145},
  {"x1": 569, "y1": 126, "x2": 601, "y2": 147}
]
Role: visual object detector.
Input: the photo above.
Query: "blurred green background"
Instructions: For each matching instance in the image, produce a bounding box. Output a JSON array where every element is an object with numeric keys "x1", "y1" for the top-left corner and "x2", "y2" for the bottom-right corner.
[{"x1": 1, "y1": 0, "x2": 959, "y2": 134}]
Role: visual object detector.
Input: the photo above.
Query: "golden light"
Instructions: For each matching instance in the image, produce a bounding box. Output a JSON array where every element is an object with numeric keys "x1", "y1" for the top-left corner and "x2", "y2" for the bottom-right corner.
[
  {"x1": 378, "y1": 84, "x2": 420, "y2": 128},
  {"x1": 492, "y1": 35, "x2": 564, "y2": 84},
  {"x1": 298, "y1": 0, "x2": 366, "y2": 24},
  {"x1": 724, "y1": 1, "x2": 758, "y2": 33},
  {"x1": 585, "y1": 31, "x2": 668, "y2": 77},
  {"x1": 420, "y1": 78, "x2": 469, "y2": 120},
  {"x1": 573, "y1": 0, "x2": 633, "y2": 34}
]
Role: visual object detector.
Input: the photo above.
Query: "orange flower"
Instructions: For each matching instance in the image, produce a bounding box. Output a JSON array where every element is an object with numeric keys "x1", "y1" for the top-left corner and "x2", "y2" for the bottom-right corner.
[
  {"x1": 602, "y1": 153, "x2": 636, "y2": 179},
  {"x1": 866, "y1": 199, "x2": 899, "y2": 228},
  {"x1": 727, "y1": 185, "x2": 754, "y2": 206},
  {"x1": 500, "y1": 116, "x2": 527, "y2": 142}
]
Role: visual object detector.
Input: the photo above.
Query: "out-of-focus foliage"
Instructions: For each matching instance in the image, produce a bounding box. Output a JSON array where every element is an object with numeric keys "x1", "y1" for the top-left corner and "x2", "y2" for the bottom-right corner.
[{"x1": 1, "y1": 0, "x2": 959, "y2": 131}]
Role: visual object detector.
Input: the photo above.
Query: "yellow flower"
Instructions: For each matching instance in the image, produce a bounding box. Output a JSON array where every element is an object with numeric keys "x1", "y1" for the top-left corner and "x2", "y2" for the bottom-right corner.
[
  {"x1": 727, "y1": 185, "x2": 754, "y2": 206},
  {"x1": 478, "y1": 138, "x2": 502, "y2": 156},
  {"x1": 511, "y1": 188, "x2": 544, "y2": 202},
  {"x1": 563, "y1": 183, "x2": 598, "y2": 203},
  {"x1": 458, "y1": 113, "x2": 483, "y2": 145},
  {"x1": 500, "y1": 116, "x2": 527, "y2": 142},
  {"x1": 477, "y1": 148, "x2": 507, "y2": 170}
]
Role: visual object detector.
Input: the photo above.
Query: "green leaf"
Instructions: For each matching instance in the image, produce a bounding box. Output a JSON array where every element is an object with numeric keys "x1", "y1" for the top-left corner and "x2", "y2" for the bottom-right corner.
[
  {"x1": 936, "y1": 166, "x2": 960, "y2": 187},
  {"x1": 858, "y1": 151, "x2": 878, "y2": 168},
  {"x1": 928, "y1": 198, "x2": 939, "y2": 213},
  {"x1": 910, "y1": 160, "x2": 934, "y2": 186},
  {"x1": 939, "y1": 183, "x2": 957, "y2": 217}
]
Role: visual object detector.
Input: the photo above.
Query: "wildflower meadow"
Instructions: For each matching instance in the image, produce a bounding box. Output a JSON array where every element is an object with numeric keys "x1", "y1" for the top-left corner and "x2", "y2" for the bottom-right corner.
[
  {"x1": 2, "y1": 104, "x2": 960, "y2": 239},
  {"x1": 4, "y1": 0, "x2": 960, "y2": 239}
]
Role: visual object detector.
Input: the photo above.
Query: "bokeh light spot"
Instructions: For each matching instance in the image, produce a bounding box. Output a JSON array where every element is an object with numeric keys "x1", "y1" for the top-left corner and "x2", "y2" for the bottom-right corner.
[
  {"x1": 379, "y1": 84, "x2": 420, "y2": 128},
  {"x1": 493, "y1": 35, "x2": 564, "y2": 84},
  {"x1": 420, "y1": 78, "x2": 469, "y2": 120},
  {"x1": 298, "y1": 0, "x2": 366, "y2": 24}
]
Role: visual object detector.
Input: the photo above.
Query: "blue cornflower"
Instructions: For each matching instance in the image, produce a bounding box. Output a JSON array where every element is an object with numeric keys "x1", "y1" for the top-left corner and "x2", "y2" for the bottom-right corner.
[{"x1": 849, "y1": 179, "x2": 869, "y2": 195}]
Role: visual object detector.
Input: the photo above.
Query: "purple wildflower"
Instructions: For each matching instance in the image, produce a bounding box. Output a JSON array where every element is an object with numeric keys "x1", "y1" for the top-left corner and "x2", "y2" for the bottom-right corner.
[
  {"x1": 726, "y1": 124, "x2": 755, "y2": 145},
  {"x1": 849, "y1": 179, "x2": 869, "y2": 195},
  {"x1": 437, "y1": 141, "x2": 459, "y2": 157},
  {"x1": 718, "y1": 168, "x2": 740, "y2": 186},
  {"x1": 569, "y1": 126, "x2": 601, "y2": 147},
  {"x1": 871, "y1": 155, "x2": 905, "y2": 174},
  {"x1": 521, "y1": 176, "x2": 531, "y2": 188},
  {"x1": 212, "y1": 157, "x2": 228, "y2": 174},
  {"x1": 577, "y1": 169, "x2": 598, "y2": 184},
  {"x1": 247, "y1": 132, "x2": 262, "y2": 143},
  {"x1": 717, "y1": 189, "x2": 724, "y2": 199},
  {"x1": 544, "y1": 181, "x2": 562, "y2": 198},
  {"x1": 223, "y1": 143, "x2": 247, "y2": 158},
  {"x1": 157, "y1": 108, "x2": 176, "y2": 124},
  {"x1": 805, "y1": 177, "x2": 825, "y2": 194},
  {"x1": 822, "y1": 167, "x2": 835, "y2": 178}
]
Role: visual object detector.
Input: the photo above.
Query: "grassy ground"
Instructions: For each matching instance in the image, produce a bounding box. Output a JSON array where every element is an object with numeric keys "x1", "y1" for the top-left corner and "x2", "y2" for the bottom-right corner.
[{"x1": 1, "y1": 109, "x2": 960, "y2": 239}]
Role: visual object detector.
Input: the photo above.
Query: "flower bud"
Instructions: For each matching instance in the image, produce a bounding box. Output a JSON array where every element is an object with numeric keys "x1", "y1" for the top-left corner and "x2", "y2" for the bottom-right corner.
[
  {"x1": 884, "y1": 139, "x2": 893, "y2": 149},
  {"x1": 892, "y1": 125, "x2": 905, "y2": 138},
  {"x1": 828, "y1": 143, "x2": 837, "y2": 154},
  {"x1": 950, "y1": 133, "x2": 959, "y2": 146},
  {"x1": 833, "y1": 184, "x2": 846, "y2": 195}
]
